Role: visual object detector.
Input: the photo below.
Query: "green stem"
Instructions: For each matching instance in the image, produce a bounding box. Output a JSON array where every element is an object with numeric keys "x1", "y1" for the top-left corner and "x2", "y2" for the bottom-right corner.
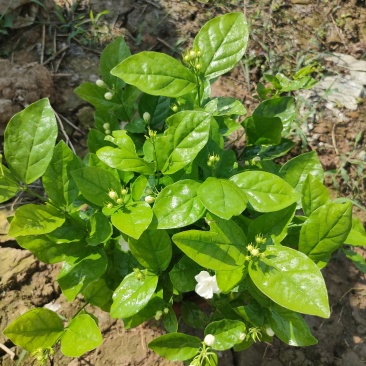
[{"x1": 25, "y1": 187, "x2": 47, "y2": 202}]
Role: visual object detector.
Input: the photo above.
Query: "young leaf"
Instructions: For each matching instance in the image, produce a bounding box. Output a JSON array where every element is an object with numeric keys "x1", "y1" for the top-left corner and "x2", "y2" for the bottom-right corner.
[
  {"x1": 87, "y1": 211, "x2": 113, "y2": 245},
  {"x1": 299, "y1": 202, "x2": 352, "y2": 264},
  {"x1": 343, "y1": 248, "x2": 366, "y2": 273},
  {"x1": 3, "y1": 308, "x2": 64, "y2": 352},
  {"x1": 111, "y1": 271, "x2": 158, "y2": 318},
  {"x1": 60, "y1": 314, "x2": 103, "y2": 357},
  {"x1": 164, "y1": 306, "x2": 178, "y2": 333},
  {"x1": 162, "y1": 111, "x2": 212, "y2": 174},
  {"x1": 279, "y1": 151, "x2": 323, "y2": 193},
  {"x1": 129, "y1": 229, "x2": 172, "y2": 272},
  {"x1": 301, "y1": 174, "x2": 330, "y2": 216},
  {"x1": 344, "y1": 217, "x2": 366, "y2": 247},
  {"x1": 230, "y1": 171, "x2": 301, "y2": 212},
  {"x1": 204, "y1": 319, "x2": 246, "y2": 351},
  {"x1": 111, "y1": 52, "x2": 196, "y2": 97},
  {"x1": 0, "y1": 164, "x2": 20, "y2": 203},
  {"x1": 249, "y1": 245, "x2": 330, "y2": 318},
  {"x1": 72, "y1": 166, "x2": 122, "y2": 207},
  {"x1": 216, "y1": 266, "x2": 246, "y2": 293},
  {"x1": 138, "y1": 94, "x2": 171, "y2": 129},
  {"x1": 153, "y1": 179, "x2": 205, "y2": 229},
  {"x1": 43, "y1": 141, "x2": 82, "y2": 207},
  {"x1": 82, "y1": 278, "x2": 113, "y2": 308},
  {"x1": 4, "y1": 98, "x2": 58, "y2": 184},
  {"x1": 267, "y1": 304, "x2": 317, "y2": 346},
  {"x1": 197, "y1": 177, "x2": 248, "y2": 220},
  {"x1": 193, "y1": 12, "x2": 249, "y2": 79},
  {"x1": 57, "y1": 247, "x2": 108, "y2": 301},
  {"x1": 148, "y1": 333, "x2": 201, "y2": 361},
  {"x1": 8, "y1": 204, "x2": 65, "y2": 237},
  {"x1": 111, "y1": 202, "x2": 153, "y2": 239},
  {"x1": 172, "y1": 215, "x2": 247, "y2": 271}
]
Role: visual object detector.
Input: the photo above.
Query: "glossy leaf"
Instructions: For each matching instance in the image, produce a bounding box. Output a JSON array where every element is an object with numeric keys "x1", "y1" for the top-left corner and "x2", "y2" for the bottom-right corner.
[
  {"x1": 162, "y1": 111, "x2": 212, "y2": 174},
  {"x1": 249, "y1": 245, "x2": 330, "y2": 318},
  {"x1": 111, "y1": 202, "x2": 152, "y2": 239},
  {"x1": 0, "y1": 164, "x2": 20, "y2": 203},
  {"x1": 299, "y1": 202, "x2": 352, "y2": 264},
  {"x1": 204, "y1": 319, "x2": 246, "y2": 351},
  {"x1": 267, "y1": 304, "x2": 317, "y2": 346},
  {"x1": 4, "y1": 98, "x2": 57, "y2": 184},
  {"x1": 43, "y1": 141, "x2": 82, "y2": 207},
  {"x1": 111, "y1": 51, "x2": 196, "y2": 97},
  {"x1": 230, "y1": 171, "x2": 301, "y2": 212},
  {"x1": 61, "y1": 314, "x2": 103, "y2": 357},
  {"x1": 301, "y1": 174, "x2": 330, "y2": 216},
  {"x1": 129, "y1": 229, "x2": 172, "y2": 272},
  {"x1": 87, "y1": 212, "x2": 113, "y2": 245},
  {"x1": 72, "y1": 166, "x2": 122, "y2": 207},
  {"x1": 216, "y1": 266, "x2": 246, "y2": 293},
  {"x1": 153, "y1": 179, "x2": 205, "y2": 229},
  {"x1": 197, "y1": 177, "x2": 248, "y2": 220},
  {"x1": 164, "y1": 306, "x2": 178, "y2": 333},
  {"x1": 138, "y1": 94, "x2": 171, "y2": 129},
  {"x1": 148, "y1": 333, "x2": 201, "y2": 361},
  {"x1": 8, "y1": 204, "x2": 65, "y2": 237},
  {"x1": 344, "y1": 217, "x2": 366, "y2": 247},
  {"x1": 193, "y1": 12, "x2": 248, "y2": 79},
  {"x1": 279, "y1": 151, "x2": 323, "y2": 193},
  {"x1": 46, "y1": 217, "x2": 85, "y2": 244},
  {"x1": 57, "y1": 247, "x2": 108, "y2": 301},
  {"x1": 3, "y1": 308, "x2": 64, "y2": 352},
  {"x1": 172, "y1": 215, "x2": 247, "y2": 270},
  {"x1": 111, "y1": 271, "x2": 158, "y2": 318},
  {"x1": 83, "y1": 278, "x2": 113, "y2": 308},
  {"x1": 243, "y1": 115, "x2": 282, "y2": 145}
]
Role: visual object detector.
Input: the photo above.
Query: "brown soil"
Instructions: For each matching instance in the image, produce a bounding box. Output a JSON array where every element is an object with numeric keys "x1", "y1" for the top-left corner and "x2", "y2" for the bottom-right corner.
[{"x1": 0, "y1": 0, "x2": 366, "y2": 365}]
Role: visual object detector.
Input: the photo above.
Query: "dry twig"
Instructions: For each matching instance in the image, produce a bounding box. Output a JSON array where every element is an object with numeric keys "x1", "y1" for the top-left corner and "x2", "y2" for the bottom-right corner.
[{"x1": 0, "y1": 342, "x2": 16, "y2": 360}]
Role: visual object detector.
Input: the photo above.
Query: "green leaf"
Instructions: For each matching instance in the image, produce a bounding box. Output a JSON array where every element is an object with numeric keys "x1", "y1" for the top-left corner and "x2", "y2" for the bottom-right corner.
[
  {"x1": 131, "y1": 175, "x2": 148, "y2": 201},
  {"x1": 164, "y1": 306, "x2": 178, "y2": 333},
  {"x1": 46, "y1": 217, "x2": 85, "y2": 244},
  {"x1": 299, "y1": 202, "x2": 352, "y2": 264},
  {"x1": 279, "y1": 151, "x2": 323, "y2": 193},
  {"x1": 243, "y1": 115, "x2": 283, "y2": 145},
  {"x1": 138, "y1": 94, "x2": 171, "y2": 129},
  {"x1": 230, "y1": 171, "x2": 301, "y2": 212},
  {"x1": 204, "y1": 319, "x2": 246, "y2": 351},
  {"x1": 111, "y1": 202, "x2": 152, "y2": 239},
  {"x1": 343, "y1": 248, "x2": 366, "y2": 273},
  {"x1": 344, "y1": 217, "x2": 366, "y2": 247},
  {"x1": 87, "y1": 128, "x2": 115, "y2": 154},
  {"x1": 153, "y1": 179, "x2": 205, "y2": 229},
  {"x1": 8, "y1": 204, "x2": 65, "y2": 237},
  {"x1": 82, "y1": 278, "x2": 113, "y2": 308},
  {"x1": 148, "y1": 333, "x2": 201, "y2": 361},
  {"x1": 129, "y1": 229, "x2": 172, "y2": 272},
  {"x1": 57, "y1": 247, "x2": 108, "y2": 301},
  {"x1": 87, "y1": 212, "x2": 112, "y2": 245},
  {"x1": 182, "y1": 301, "x2": 209, "y2": 329},
  {"x1": 162, "y1": 111, "x2": 212, "y2": 174},
  {"x1": 100, "y1": 36, "x2": 131, "y2": 87},
  {"x1": 97, "y1": 131, "x2": 154, "y2": 174},
  {"x1": 0, "y1": 164, "x2": 20, "y2": 203},
  {"x1": 172, "y1": 214, "x2": 247, "y2": 270},
  {"x1": 72, "y1": 166, "x2": 122, "y2": 207},
  {"x1": 247, "y1": 204, "x2": 296, "y2": 244},
  {"x1": 60, "y1": 314, "x2": 103, "y2": 357},
  {"x1": 301, "y1": 174, "x2": 330, "y2": 216},
  {"x1": 111, "y1": 52, "x2": 196, "y2": 97},
  {"x1": 249, "y1": 245, "x2": 330, "y2": 318},
  {"x1": 193, "y1": 12, "x2": 248, "y2": 79},
  {"x1": 205, "y1": 97, "x2": 246, "y2": 116},
  {"x1": 267, "y1": 304, "x2": 317, "y2": 346},
  {"x1": 216, "y1": 266, "x2": 246, "y2": 293},
  {"x1": 169, "y1": 255, "x2": 202, "y2": 293},
  {"x1": 4, "y1": 98, "x2": 58, "y2": 184},
  {"x1": 111, "y1": 271, "x2": 158, "y2": 318},
  {"x1": 253, "y1": 96, "x2": 296, "y2": 132},
  {"x1": 43, "y1": 141, "x2": 82, "y2": 207},
  {"x1": 3, "y1": 308, "x2": 64, "y2": 352},
  {"x1": 197, "y1": 177, "x2": 248, "y2": 220}
]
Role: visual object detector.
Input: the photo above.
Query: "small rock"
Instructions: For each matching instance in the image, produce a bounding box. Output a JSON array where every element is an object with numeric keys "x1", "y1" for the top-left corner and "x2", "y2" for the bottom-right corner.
[{"x1": 341, "y1": 349, "x2": 364, "y2": 366}]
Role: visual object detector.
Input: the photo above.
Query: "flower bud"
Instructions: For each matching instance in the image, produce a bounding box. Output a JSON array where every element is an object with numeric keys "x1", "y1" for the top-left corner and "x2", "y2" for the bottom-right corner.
[
  {"x1": 108, "y1": 190, "x2": 118, "y2": 200},
  {"x1": 251, "y1": 248, "x2": 260, "y2": 257},
  {"x1": 143, "y1": 112, "x2": 151, "y2": 123},
  {"x1": 155, "y1": 310, "x2": 163, "y2": 321},
  {"x1": 163, "y1": 307, "x2": 169, "y2": 314},
  {"x1": 239, "y1": 332, "x2": 246, "y2": 341},
  {"x1": 104, "y1": 92, "x2": 113, "y2": 100},
  {"x1": 265, "y1": 327, "x2": 275, "y2": 337},
  {"x1": 116, "y1": 198, "x2": 123, "y2": 205},
  {"x1": 172, "y1": 105, "x2": 178, "y2": 112},
  {"x1": 246, "y1": 244, "x2": 254, "y2": 252},
  {"x1": 189, "y1": 50, "x2": 196, "y2": 58},
  {"x1": 102, "y1": 122, "x2": 110, "y2": 130},
  {"x1": 105, "y1": 129, "x2": 111, "y2": 135},
  {"x1": 96, "y1": 79, "x2": 106, "y2": 87},
  {"x1": 204, "y1": 334, "x2": 215, "y2": 347},
  {"x1": 106, "y1": 202, "x2": 113, "y2": 209},
  {"x1": 145, "y1": 188, "x2": 153, "y2": 195},
  {"x1": 145, "y1": 195, "x2": 155, "y2": 204},
  {"x1": 121, "y1": 188, "x2": 128, "y2": 195}
]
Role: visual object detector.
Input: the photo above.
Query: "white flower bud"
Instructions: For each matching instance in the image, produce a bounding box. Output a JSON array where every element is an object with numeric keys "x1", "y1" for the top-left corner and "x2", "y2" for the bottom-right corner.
[
  {"x1": 251, "y1": 248, "x2": 260, "y2": 257},
  {"x1": 239, "y1": 332, "x2": 246, "y2": 341},
  {"x1": 204, "y1": 334, "x2": 215, "y2": 347},
  {"x1": 116, "y1": 198, "x2": 123, "y2": 205},
  {"x1": 265, "y1": 327, "x2": 275, "y2": 337},
  {"x1": 108, "y1": 190, "x2": 118, "y2": 200},
  {"x1": 144, "y1": 195, "x2": 155, "y2": 204},
  {"x1": 102, "y1": 122, "x2": 110, "y2": 130},
  {"x1": 104, "y1": 92, "x2": 113, "y2": 100},
  {"x1": 121, "y1": 188, "x2": 128, "y2": 195},
  {"x1": 119, "y1": 236, "x2": 130, "y2": 252},
  {"x1": 155, "y1": 310, "x2": 163, "y2": 321},
  {"x1": 163, "y1": 307, "x2": 169, "y2": 314},
  {"x1": 143, "y1": 112, "x2": 151, "y2": 123},
  {"x1": 96, "y1": 79, "x2": 106, "y2": 87}
]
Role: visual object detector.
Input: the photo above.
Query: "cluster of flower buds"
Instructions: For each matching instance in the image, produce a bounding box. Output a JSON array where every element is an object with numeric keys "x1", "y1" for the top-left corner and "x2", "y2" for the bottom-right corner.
[
  {"x1": 145, "y1": 127, "x2": 157, "y2": 142},
  {"x1": 207, "y1": 154, "x2": 220, "y2": 167},
  {"x1": 133, "y1": 268, "x2": 144, "y2": 281},
  {"x1": 182, "y1": 48, "x2": 202, "y2": 72},
  {"x1": 31, "y1": 347, "x2": 54, "y2": 366},
  {"x1": 95, "y1": 79, "x2": 114, "y2": 101},
  {"x1": 102, "y1": 122, "x2": 111, "y2": 135},
  {"x1": 154, "y1": 307, "x2": 169, "y2": 321},
  {"x1": 105, "y1": 188, "x2": 128, "y2": 208},
  {"x1": 245, "y1": 235, "x2": 267, "y2": 261}
]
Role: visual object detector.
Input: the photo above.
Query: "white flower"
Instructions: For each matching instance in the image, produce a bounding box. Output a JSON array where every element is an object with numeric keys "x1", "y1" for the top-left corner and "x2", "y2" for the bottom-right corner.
[
  {"x1": 265, "y1": 326, "x2": 275, "y2": 337},
  {"x1": 119, "y1": 236, "x2": 130, "y2": 252},
  {"x1": 204, "y1": 334, "x2": 215, "y2": 347},
  {"x1": 194, "y1": 271, "x2": 220, "y2": 299}
]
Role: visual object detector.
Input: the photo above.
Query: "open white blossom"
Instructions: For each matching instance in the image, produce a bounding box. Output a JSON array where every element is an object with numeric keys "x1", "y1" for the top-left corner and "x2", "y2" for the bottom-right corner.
[
  {"x1": 194, "y1": 271, "x2": 220, "y2": 299},
  {"x1": 119, "y1": 236, "x2": 130, "y2": 252}
]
